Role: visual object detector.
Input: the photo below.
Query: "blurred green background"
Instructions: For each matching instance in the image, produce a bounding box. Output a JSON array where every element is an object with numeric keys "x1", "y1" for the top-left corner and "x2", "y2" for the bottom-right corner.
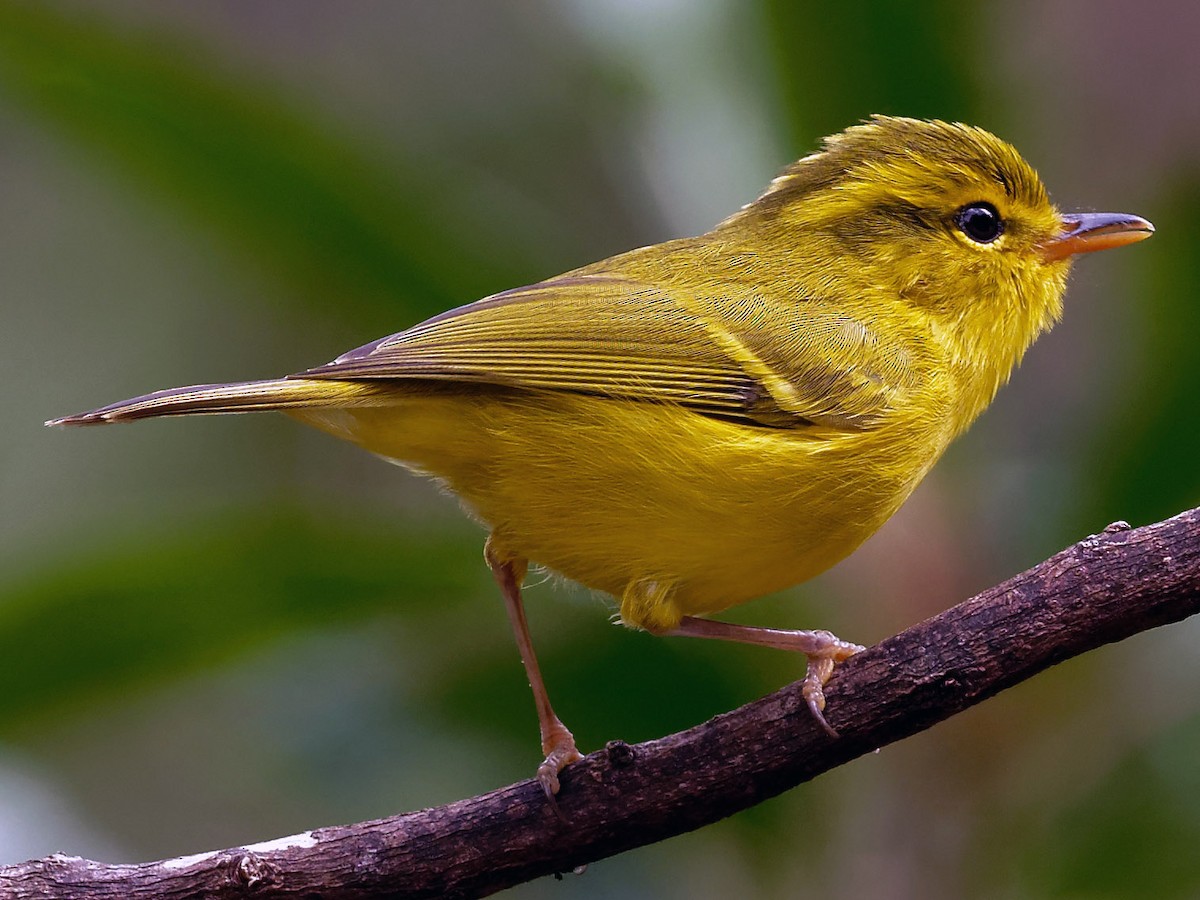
[{"x1": 1, "y1": 2, "x2": 1197, "y2": 897}]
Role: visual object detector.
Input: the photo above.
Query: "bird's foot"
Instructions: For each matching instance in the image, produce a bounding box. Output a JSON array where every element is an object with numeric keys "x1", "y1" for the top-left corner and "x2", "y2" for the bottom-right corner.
[
  {"x1": 666, "y1": 617, "x2": 865, "y2": 737},
  {"x1": 801, "y1": 631, "x2": 865, "y2": 737},
  {"x1": 537, "y1": 718, "x2": 583, "y2": 800}
]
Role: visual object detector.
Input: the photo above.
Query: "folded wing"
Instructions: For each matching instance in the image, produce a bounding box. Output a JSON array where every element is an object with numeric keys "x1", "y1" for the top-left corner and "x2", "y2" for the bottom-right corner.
[{"x1": 300, "y1": 274, "x2": 913, "y2": 431}]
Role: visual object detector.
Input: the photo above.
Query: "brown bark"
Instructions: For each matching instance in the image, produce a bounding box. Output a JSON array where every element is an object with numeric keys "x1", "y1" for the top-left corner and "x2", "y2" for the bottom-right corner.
[{"x1": 3, "y1": 507, "x2": 1198, "y2": 900}]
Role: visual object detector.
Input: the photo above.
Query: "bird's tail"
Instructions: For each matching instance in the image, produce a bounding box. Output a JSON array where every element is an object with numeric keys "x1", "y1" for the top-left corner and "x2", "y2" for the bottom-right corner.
[{"x1": 46, "y1": 378, "x2": 394, "y2": 427}]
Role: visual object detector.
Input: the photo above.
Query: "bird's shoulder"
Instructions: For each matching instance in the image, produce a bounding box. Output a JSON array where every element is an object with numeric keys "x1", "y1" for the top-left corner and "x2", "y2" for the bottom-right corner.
[{"x1": 302, "y1": 258, "x2": 935, "y2": 432}]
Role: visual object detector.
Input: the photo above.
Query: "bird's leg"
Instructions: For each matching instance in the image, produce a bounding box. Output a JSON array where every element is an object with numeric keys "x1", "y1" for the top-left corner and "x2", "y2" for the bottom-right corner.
[
  {"x1": 484, "y1": 537, "x2": 582, "y2": 798},
  {"x1": 667, "y1": 616, "x2": 864, "y2": 737}
]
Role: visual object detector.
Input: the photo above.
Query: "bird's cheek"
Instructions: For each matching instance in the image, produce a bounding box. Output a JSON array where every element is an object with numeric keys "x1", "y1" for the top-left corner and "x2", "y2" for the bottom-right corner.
[{"x1": 1037, "y1": 256, "x2": 1074, "y2": 281}]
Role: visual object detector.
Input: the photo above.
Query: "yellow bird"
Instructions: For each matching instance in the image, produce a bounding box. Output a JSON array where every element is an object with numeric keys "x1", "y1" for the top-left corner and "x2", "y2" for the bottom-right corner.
[{"x1": 49, "y1": 117, "x2": 1152, "y2": 797}]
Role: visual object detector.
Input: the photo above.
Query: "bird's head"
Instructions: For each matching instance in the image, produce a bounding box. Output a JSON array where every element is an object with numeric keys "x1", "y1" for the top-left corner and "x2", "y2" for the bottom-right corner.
[{"x1": 726, "y1": 116, "x2": 1153, "y2": 384}]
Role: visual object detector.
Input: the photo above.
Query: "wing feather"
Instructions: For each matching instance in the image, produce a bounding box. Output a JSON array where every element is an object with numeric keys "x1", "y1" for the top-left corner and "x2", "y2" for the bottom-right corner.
[{"x1": 299, "y1": 274, "x2": 912, "y2": 430}]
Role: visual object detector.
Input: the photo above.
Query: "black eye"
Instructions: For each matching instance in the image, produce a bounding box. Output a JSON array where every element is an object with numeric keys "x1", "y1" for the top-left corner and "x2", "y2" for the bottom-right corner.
[{"x1": 954, "y1": 202, "x2": 1004, "y2": 244}]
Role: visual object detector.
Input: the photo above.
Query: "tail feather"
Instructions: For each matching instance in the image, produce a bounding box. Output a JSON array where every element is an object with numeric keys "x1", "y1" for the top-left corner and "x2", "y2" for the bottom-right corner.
[{"x1": 47, "y1": 378, "x2": 393, "y2": 427}]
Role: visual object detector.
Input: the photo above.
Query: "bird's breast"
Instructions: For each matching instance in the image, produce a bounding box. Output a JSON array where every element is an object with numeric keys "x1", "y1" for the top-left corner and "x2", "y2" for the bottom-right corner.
[{"x1": 297, "y1": 386, "x2": 950, "y2": 624}]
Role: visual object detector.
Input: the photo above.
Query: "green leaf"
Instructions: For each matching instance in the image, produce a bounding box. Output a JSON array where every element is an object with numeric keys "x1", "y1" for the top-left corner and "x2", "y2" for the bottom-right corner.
[
  {"x1": 1016, "y1": 715, "x2": 1200, "y2": 898},
  {"x1": 1080, "y1": 180, "x2": 1200, "y2": 528},
  {"x1": 0, "y1": 2, "x2": 536, "y2": 324},
  {"x1": 0, "y1": 506, "x2": 485, "y2": 733},
  {"x1": 759, "y1": 0, "x2": 981, "y2": 152}
]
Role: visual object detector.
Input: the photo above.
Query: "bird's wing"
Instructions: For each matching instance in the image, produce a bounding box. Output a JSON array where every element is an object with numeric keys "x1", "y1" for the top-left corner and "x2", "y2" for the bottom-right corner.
[{"x1": 299, "y1": 274, "x2": 913, "y2": 430}]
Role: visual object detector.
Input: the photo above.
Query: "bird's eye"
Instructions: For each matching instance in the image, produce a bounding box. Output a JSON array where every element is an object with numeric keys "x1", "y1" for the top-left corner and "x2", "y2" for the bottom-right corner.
[{"x1": 954, "y1": 202, "x2": 1004, "y2": 244}]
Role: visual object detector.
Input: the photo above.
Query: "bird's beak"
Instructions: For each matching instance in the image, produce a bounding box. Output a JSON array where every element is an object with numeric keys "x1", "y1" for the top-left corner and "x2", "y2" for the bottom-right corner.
[{"x1": 1040, "y1": 212, "x2": 1154, "y2": 262}]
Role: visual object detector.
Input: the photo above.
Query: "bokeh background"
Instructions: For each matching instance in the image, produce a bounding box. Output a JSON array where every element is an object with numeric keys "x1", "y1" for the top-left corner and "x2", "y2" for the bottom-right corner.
[{"x1": 1, "y1": 2, "x2": 1198, "y2": 897}]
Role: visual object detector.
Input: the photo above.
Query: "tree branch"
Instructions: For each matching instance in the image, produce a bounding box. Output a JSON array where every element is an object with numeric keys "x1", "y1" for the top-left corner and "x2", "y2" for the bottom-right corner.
[{"x1": 4, "y1": 507, "x2": 1199, "y2": 900}]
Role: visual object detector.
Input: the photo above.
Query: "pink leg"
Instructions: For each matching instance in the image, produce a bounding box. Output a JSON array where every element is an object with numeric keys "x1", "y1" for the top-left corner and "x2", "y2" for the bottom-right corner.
[
  {"x1": 668, "y1": 616, "x2": 864, "y2": 737},
  {"x1": 485, "y1": 538, "x2": 582, "y2": 798}
]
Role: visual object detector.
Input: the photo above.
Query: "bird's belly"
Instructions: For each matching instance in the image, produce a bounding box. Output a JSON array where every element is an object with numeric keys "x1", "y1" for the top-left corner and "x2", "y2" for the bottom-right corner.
[{"x1": 294, "y1": 389, "x2": 943, "y2": 628}]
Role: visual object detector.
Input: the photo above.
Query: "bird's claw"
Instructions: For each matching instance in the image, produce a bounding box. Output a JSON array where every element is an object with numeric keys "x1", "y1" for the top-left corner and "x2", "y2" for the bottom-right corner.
[
  {"x1": 802, "y1": 638, "x2": 865, "y2": 738},
  {"x1": 536, "y1": 743, "x2": 583, "y2": 799},
  {"x1": 536, "y1": 719, "x2": 583, "y2": 822}
]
